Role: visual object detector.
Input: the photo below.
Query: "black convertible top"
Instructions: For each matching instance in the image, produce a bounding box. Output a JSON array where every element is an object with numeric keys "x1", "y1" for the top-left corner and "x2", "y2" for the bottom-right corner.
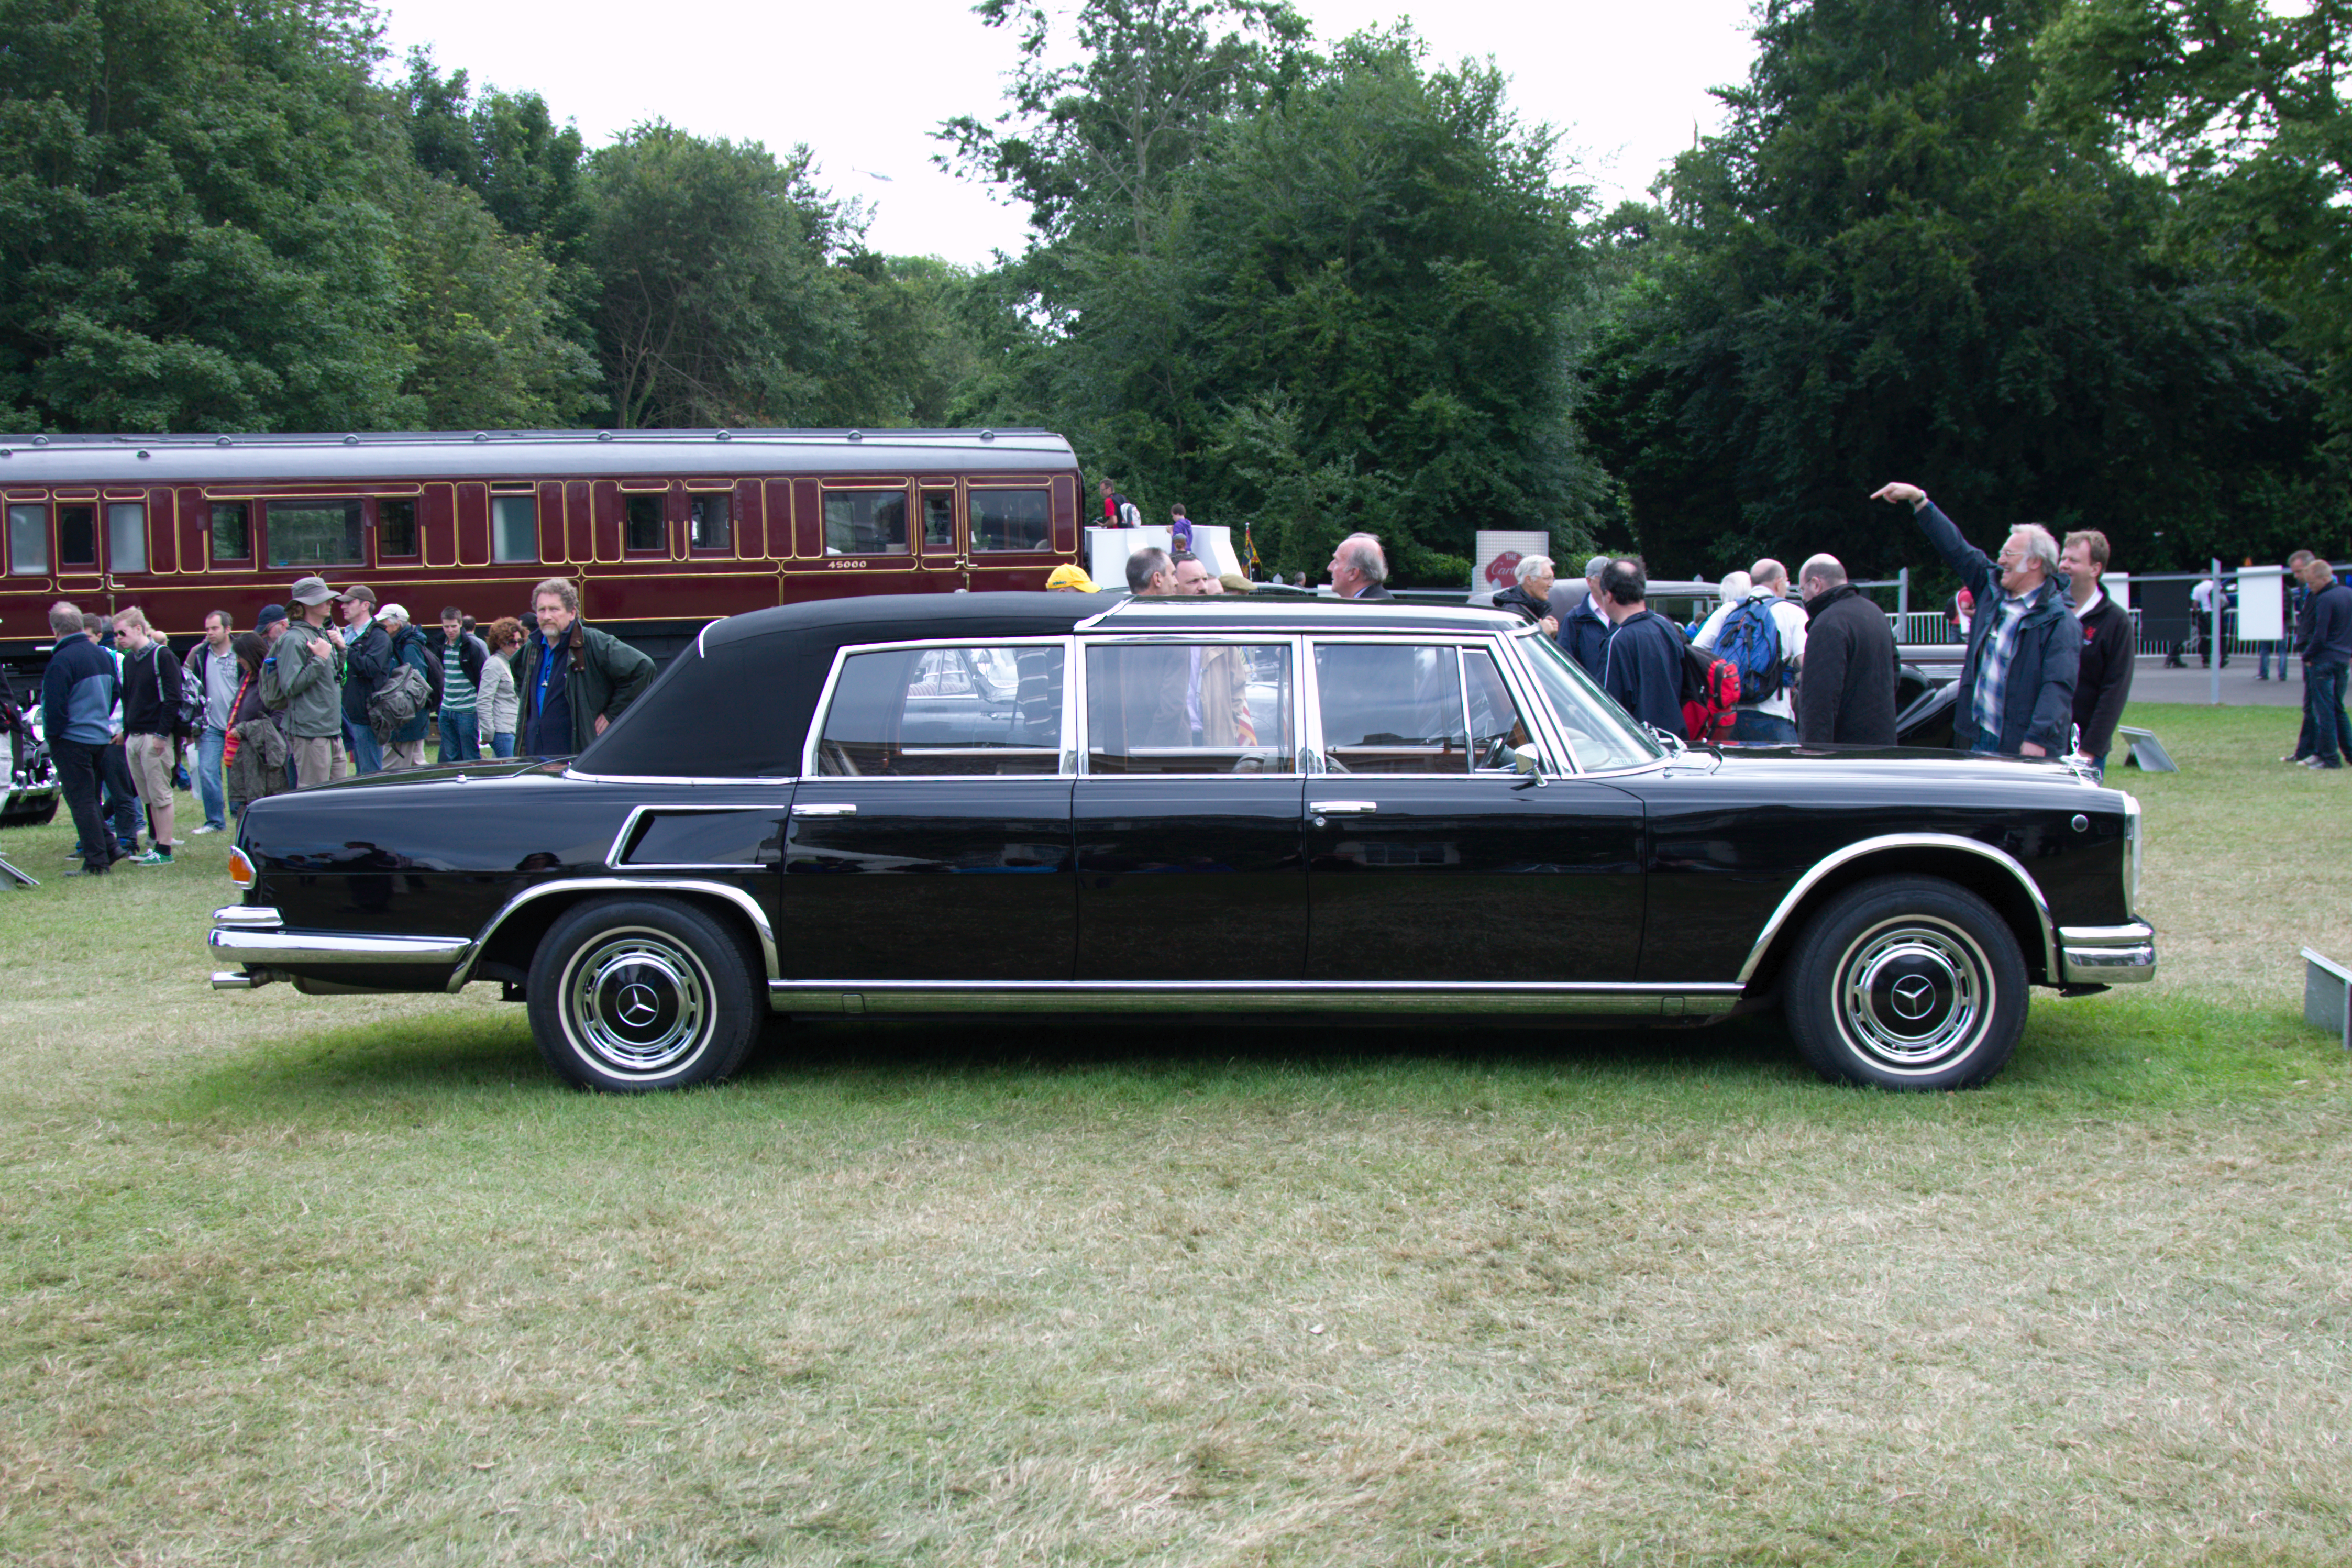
[{"x1": 573, "y1": 591, "x2": 1520, "y2": 778}]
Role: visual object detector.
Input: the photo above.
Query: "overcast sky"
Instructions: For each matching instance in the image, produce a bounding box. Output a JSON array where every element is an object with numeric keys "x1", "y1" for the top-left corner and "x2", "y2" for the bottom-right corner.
[{"x1": 374, "y1": 0, "x2": 1761, "y2": 265}]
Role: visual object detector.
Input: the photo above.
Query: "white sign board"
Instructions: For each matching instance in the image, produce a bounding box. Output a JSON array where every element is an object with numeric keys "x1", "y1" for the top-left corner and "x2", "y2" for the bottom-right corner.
[
  {"x1": 2237, "y1": 565, "x2": 2287, "y2": 641},
  {"x1": 1086, "y1": 524, "x2": 1242, "y2": 591},
  {"x1": 2103, "y1": 571, "x2": 2130, "y2": 612},
  {"x1": 1472, "y1": 531, "x2": 1551, "y2": 606}
]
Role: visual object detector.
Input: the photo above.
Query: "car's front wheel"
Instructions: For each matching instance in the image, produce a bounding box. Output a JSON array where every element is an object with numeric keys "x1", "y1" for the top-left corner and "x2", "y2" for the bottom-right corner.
[
  {"x1": 527, "y1": 896, "x2": 761, "y2": 1091},
  {"x1": 1783, "y1": 875, "x2": 2027, "y2": 1090}
]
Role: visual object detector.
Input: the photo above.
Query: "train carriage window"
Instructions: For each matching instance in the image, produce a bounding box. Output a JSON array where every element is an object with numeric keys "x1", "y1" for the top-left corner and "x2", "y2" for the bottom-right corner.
[
  {"x1": 210, "y1": 503, "x2": 251, "y2": 562},
  {"x1": 8, "y1": 505, "x2": 48, "y2": 575},
  {"x1": 107, "y1": 504, "x2": 147, "y2": 573},
  {"x1": 922, "y1": 489, "x2": 955, "y2": 549},
  {"x1": 378, "y1": 499, "x2": 417, "y2": 557},
  {"x1": 624, "y1": 494, "x2": 664, "y2": 553},
  {"x1": 492, "y1": 496, "x2": 537, "y2": 563},
  {"x1": 267, "y1": 500, "x2": 363, "y2": 567},
  {"x1": 971, "y1": 489, "x2": 1051, "y2": 552},
  {"x1": 689, "y1": 493, "x2": 731, "y2": 551},
  {"x1": 58, "y1": 505, "x2": 95, "y2": 566},
  {"x1": 823, "y1": 490, "x2": 908, "y2": 555}
]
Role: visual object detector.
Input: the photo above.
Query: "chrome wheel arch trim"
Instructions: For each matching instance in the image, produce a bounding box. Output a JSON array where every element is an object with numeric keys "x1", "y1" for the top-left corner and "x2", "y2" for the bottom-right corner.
[
  {"x1": 1737, "y1": 833, "x2": 2059, "y2": 988},
  {"x1": 449, "y1": 877, "x2": 778, "y2": 992}
]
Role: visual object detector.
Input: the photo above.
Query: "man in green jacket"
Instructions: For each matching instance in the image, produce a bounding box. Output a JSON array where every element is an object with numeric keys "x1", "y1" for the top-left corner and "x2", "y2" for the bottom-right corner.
[
  {"x1": 516, "y1": 577, "x2": 655, "y2": 757},
  {"x1": 260, "y1": 575, "x2": 349, "y2": 787}
]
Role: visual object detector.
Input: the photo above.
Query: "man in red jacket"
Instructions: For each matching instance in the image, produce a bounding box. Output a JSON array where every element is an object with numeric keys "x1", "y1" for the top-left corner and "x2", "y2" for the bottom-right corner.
[{"x1": 2060, "y1": 530, "x2": 2135, "y2": 778}]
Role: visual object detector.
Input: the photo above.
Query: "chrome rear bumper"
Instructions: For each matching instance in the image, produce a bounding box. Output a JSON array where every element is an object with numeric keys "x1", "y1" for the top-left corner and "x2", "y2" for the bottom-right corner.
[
  {"x1": 2058, "y1": 922, "x2": 2157, "y2": 985},
  {"x1": 207, "y1": 905, "x2": 472, "y2": 989}
]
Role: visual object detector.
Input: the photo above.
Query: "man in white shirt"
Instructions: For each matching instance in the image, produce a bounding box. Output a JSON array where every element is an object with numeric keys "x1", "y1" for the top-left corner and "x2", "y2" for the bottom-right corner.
[{"x1": 1695, "y1": 557, "x2": 1809, "y2": 743}]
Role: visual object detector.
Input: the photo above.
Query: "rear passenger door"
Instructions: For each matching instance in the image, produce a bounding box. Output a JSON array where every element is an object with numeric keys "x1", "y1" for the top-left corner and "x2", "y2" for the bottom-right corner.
[
  {"x1": 783, "y1": 639, "x2": 1074, "y2": 980},
  {"x1": 1072, "y1": 636, "x2": 1307, "y2": 980},
  {"x1": 1304, "y1": 637, "x2": 1645, "y2": 982}
]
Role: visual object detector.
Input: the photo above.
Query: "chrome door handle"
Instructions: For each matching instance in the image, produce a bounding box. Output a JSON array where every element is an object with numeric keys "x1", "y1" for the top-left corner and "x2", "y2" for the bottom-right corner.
[
  {"x1": 1309, "y1": 800, "x2": 1378, "y2": 814},
  {"x1": 791, "y1": 803, "x2": 856, "y2": 818}
]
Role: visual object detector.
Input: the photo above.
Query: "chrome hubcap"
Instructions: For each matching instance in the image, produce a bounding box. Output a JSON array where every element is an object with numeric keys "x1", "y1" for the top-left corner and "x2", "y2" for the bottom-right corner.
[
  {"x1": 1836, "y1": 918, "x2": 1989, "y2": 1073},
  {"x1": 565, "y1": 930, "x2": 711, "y2": 1076}
]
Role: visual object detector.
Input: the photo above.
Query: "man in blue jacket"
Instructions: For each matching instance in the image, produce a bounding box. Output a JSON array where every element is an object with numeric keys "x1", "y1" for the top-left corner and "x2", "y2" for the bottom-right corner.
[
  {"x1": 1597, "y1": 557, "x2": 1688, "y2": 737},
  {"x1": 1873, "y1": 482, "x2": 2079, "y2": 757},
  {"x1": 41, "y1": 600, "x2": 123, "y2": 876},
  {"x1": 2294, "y1": 557, "x2": 2352, "y2": 769}
]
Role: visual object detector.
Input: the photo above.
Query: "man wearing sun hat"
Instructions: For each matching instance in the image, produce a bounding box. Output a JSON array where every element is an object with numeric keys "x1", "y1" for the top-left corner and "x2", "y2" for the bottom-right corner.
[{"x1": 260, "y1": 575, "x2": 349, "y2": 788}]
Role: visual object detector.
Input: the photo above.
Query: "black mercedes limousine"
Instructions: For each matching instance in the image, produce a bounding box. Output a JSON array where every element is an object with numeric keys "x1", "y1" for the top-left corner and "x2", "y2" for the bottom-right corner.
[{"x1": 209, "y1": 592, "x2": 2153, "y2": 1091}]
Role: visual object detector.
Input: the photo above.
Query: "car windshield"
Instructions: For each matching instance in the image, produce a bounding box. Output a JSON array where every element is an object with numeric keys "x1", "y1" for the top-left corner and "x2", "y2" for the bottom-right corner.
[{"x1": 1514, "y1": 628, "x2": 1664, "y2": 770}]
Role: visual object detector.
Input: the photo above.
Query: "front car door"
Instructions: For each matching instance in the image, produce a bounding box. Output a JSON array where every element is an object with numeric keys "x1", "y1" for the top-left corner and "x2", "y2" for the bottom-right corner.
[
  {"x1": 784, "y1": 637, "x2": 1075, "y2": 979},
  {"x1": 1302, "y1": 634, "x2": 1645, "y2": 982}
]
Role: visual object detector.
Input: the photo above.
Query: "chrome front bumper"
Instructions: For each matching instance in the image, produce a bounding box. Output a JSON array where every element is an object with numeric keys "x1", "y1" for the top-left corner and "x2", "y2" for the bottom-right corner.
[
  {"x1": 2058, "y1": 922, "x2": 2157, "y2": 985},
  {"x1": 208, "y1": 906, "x2": 472, "y2": 990},
  {"x1": 2, "y1": 780, "x2": 60, "y2": 817}
]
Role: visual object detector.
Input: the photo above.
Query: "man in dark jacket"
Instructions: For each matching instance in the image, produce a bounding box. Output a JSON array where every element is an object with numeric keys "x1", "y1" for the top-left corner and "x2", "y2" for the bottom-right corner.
[
  {"x1": 2295, "y1": 558, "x2": 2352, "y2": 769},
  {"x1": 2059, "y1": 530, "x2": 2135, "y2": 777},
  {"x1": 374, "y1": 605, "x2": 443, "y2": 771},
  {"x1": 1873, "y1": 482, "x2": 2079, "y2": 757},
  {"x1": 334, "y1": 583, "x2": 393, "y2": 776},
  {"x1": 111, "y1": 606, "x2": 183, "y2": 863},
  {"x1": 1597, "y1": 558, "x2": 1686, "y2": 736},
  {"x1": 1555, "y1": 555, "x2": 1614, "y2": 684},
  {"x1": 1492, "y1": 556, "x2": 1561, "y2": 635},
  {"x1": 1795, "y1": 554, "x2": 1898, "y2": 746},
  {"x1": 517, "y1": 577, "x2": 656, "y2": 757},
  {"x1": 42, "y1": 601, "x2": 123, "y2": 876},
  {"x1": 1327, "y1": 533, "x2": 1395, "y2": 600}
]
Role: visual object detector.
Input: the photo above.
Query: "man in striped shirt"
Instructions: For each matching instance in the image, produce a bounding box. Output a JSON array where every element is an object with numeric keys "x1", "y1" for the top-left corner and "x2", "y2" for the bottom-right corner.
[{"x1": 437, "y1": 606, "x2": 490, "y2": 764}]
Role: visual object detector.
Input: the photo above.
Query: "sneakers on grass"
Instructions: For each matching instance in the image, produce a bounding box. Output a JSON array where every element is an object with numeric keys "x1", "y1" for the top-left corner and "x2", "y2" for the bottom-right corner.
[
  {"x1": 128, "y1": 849, "x2": 173, "y2": 865},
  {"x1": 190, "y1": 824, "x2": 224, "y2": 835}
]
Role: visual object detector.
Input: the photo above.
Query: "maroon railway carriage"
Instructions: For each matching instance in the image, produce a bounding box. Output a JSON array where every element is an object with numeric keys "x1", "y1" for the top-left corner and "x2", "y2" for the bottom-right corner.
[{"x1": 0, "y1": 428, "x2": 1084, "y2": 671}]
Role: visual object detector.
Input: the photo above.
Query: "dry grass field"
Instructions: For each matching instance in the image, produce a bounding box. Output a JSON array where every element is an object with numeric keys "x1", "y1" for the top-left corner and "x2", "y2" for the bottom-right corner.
[{"x1": 2, "y1": 701, "x2": 2348, "y2": 1566}]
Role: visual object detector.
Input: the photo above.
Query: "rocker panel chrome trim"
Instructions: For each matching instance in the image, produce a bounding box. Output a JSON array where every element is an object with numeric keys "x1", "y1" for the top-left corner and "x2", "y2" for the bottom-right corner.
[
  {"x1": 1736, "y1": 833, "x2": 2060, "y2": 986},
  {"x1": 767, "y1": 979, "x2": 1743, "y2": 1018},
  {"x1": 449, "y1": 877, "x2": 778, "y2": 991}
]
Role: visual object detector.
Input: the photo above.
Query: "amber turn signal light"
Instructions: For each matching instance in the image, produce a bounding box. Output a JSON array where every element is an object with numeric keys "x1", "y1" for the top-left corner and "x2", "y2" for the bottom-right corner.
[{"x1": 227, "y1": 847, "x2": 256, "y2": 889}]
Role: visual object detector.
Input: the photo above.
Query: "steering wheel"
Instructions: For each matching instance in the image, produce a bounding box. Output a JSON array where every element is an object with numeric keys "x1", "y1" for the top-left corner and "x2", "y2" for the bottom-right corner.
[{"x1": 1477, "y1": 735, "x2": 1514, "y2": 771}]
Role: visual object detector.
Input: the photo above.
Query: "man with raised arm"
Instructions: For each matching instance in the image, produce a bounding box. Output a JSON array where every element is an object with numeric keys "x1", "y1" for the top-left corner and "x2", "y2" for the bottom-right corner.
[{"x1": 1872, "y1": 482, "x2": 2078, "y2": 759}]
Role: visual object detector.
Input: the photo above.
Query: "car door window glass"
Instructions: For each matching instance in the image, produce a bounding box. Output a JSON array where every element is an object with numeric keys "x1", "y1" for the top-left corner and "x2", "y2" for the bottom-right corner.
[
  {"x1": 817, "y1": 644, "x2": 1063, "y2": 776},
  {"x1": 1464, "y1": 647, "x2": 1548, "y2": 774},
  {"x1": 1315, "y1": 643, "x2": 1467, "y2": 773},
  {"x1": 1517, "y1": 631, "x2": 1661, "y2": 770},
  {"x1": 1085, "y1": 642, "x2": 1292, "y2": 774}
]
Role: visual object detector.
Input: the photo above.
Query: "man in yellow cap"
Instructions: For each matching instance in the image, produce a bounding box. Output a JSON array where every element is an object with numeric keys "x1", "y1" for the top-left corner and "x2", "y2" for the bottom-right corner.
[{"x1": 1044, "y1": 564, "x2": 1099, "y2": 593}]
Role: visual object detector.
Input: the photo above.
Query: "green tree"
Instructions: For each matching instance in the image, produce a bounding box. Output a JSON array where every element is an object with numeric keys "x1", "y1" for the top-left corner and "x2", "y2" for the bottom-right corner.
[
  {"x1": 0, "y1": 0, "x2": 417, "y2": 432},
  {"x1": 1581, "y1": 0, "x2": 2322, "y2": 579}
]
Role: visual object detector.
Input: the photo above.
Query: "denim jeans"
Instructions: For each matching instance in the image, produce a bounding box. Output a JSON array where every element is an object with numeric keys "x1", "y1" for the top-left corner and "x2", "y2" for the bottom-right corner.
[
  {"x1": 344, "y1": 716, "x2": 383, "y2": 777},
  {"x1": 1729, "y1": 708, "x2": 1798, "y2": 745},
  {"x1": 195, "y1": 727, "x2": 228, "y2": 828},
  {"x1": 2309, "y1": 660, "x2": 2352, "y2": 765},
  {"x1": 488, "y1": 730, "x2": 516, "y2": 758},
  {"x1": 438, "y1": 708, "x2": 479, "y2": 764}
]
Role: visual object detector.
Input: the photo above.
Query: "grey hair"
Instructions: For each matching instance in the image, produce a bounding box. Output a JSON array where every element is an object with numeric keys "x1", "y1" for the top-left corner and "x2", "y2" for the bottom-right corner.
[
  {"x1": 48, "y1": 600, "x2": 82, "y2": 638},
  {"x1": 1514, "y1": 554, "x2": 1555, "y2": 586},
  {"x1": 1341, "y1": 532, "x2": 1388, "y2": 584},
  {"x1": 1125, "y1": 546, "x2": 1171, "y2": 594},
  {"x1": 1799, "y1": 553, "x2": 1848, "y2": 589},
  {"x1": 1717, "y1": 570, "x2": 1751, "y2": 605},
  {"x1": 2010, "y1": 524, "x2": 2060, "y2": 579},
  {"x1": 1584, "y1": 555, "x2": 1611, "y2": 582},
  {"x1": 1749, "y1": 558, "x2": 1787, "y2": 590}
]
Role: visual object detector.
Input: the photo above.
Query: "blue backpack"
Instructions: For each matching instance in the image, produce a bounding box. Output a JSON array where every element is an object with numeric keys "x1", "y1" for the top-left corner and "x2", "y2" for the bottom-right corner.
[{"x1": 1714, "y1": 598, "x2": 1785, "y2": 700}]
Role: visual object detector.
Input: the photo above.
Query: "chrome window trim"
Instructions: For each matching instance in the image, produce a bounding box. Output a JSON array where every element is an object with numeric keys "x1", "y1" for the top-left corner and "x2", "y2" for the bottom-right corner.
[
  {"x1": 801, "y1": 635, "x2": 1077, "y2": 779},
  {"x1": 1075, "y1": 633, "x2": 1304, "y2": 779},
  {"x1": 1499, "y1": 625, "x2": 1682, "y2": 778},
  {"x1": 603, "y1": 803, "x2": 784, "y2": 870},
  {"x1": 1300, "y1": 633, "x2": 1573, "y2": 780},
  {"x1": 447, "y1": 877, "x2": 779, "y2": 991},
  {"x1": 564, "y1": 769, "x2": 799, "y2": 787},
  {"x1": 1736, "y1": 833, "x2": 2060, "y2": 986}
]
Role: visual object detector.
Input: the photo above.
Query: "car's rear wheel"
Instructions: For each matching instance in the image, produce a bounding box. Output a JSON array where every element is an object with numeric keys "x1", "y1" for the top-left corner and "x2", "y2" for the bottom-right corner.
[
  {"x1": 527, "y1": 896, "x2": 761, "y2": 1091},
  {"x1": 1784, "y1": 875, "x2": 2026, "y2": 1090}
]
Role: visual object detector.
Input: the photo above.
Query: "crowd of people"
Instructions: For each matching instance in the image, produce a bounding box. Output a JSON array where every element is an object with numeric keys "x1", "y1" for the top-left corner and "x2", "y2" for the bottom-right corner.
[{"x1": 35, "y1": 574, "x2": 654, "y2": 876}]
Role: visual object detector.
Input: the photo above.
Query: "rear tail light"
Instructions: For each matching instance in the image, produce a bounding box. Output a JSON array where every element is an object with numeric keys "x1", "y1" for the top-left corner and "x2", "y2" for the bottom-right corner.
[
  {"x1": 228, "y1": 847, "x2": 256, "y2": 889},
  {"x1": 2121, "y1": 793, "x2": 2141, "y2": 912}
]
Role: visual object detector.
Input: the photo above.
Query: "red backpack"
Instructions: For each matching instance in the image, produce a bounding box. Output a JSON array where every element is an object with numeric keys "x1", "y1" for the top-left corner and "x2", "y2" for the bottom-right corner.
[{"x1": 1677, "y1": 637, "x2": 1741, "y2": 745}]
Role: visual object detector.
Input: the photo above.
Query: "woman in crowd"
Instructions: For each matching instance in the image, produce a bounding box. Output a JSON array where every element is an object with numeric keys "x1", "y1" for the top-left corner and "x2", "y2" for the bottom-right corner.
[
  {"x1": 222, "y1": 632, "x2": 290, "y2": 816},
  {"x1": 478, "y1": 616, "x2": 523, "y2": 758}
]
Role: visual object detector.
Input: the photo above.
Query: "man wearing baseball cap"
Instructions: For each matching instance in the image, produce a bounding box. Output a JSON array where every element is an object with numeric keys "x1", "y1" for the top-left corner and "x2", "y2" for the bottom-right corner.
[
  {"x1": 1044, "y1": 564, "x2": 1099, "y2": 593},
  {"x1": 333, "y1": 583, "x2": 394, "y2": 775},
  {"x1": 259, "y1": 576, "x2": 349, "y2": 788}
]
